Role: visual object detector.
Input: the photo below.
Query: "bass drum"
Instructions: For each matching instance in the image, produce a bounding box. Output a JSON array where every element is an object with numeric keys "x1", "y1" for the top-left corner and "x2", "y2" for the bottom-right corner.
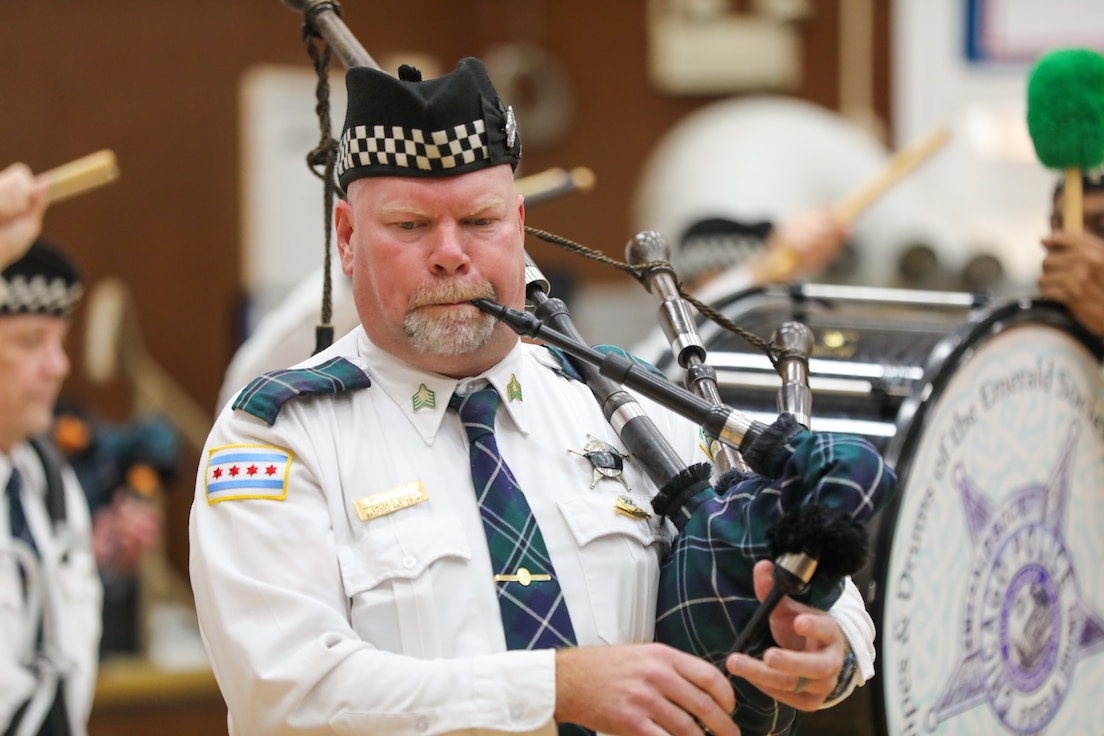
[{"x1": 660, "y1": 285, "x2": 1104, "y2": 736}]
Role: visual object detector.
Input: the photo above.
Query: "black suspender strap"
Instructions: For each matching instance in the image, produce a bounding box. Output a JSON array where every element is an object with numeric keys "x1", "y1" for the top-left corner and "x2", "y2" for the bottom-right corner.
[{"x1": 27, "y1": 438, "x2": 66, "y2": 528}]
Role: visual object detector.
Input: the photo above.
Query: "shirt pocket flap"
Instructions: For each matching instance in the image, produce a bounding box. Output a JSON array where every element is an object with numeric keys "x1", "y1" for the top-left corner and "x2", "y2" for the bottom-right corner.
[
  {"x1": 336, "y1": 518, "x2": 472, "y2": 595},
  {"x1": 558, "y1": 493, "x2": 671, "y2": 548}
]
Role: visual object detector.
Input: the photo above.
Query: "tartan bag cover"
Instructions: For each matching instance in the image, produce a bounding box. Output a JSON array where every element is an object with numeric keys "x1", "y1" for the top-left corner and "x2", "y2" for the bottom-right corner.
[{"x1": 656, "y1": 422, "x2": 898, "y2": 735}]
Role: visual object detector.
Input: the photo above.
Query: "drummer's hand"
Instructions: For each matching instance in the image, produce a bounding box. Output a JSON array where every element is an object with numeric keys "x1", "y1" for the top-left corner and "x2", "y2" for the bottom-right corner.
[
  {"x1": 724, "y1": 560, "x2": 847, "y2": 711},
  {"x1": 92, "y1": 489, "x2": 163, "y2": 573},
  {"x1": 750, "y1": 208, "x2": 850, "y2": 284},
  {"x1": 555, "y1": 643, "x2": 740, "y2": 735},
  {"x1": 0, "y1": 162, "x2": 48, "y2": 269},
  {"x1": 1039, "y1": 230, "x2": 1104, "y2": 337}
]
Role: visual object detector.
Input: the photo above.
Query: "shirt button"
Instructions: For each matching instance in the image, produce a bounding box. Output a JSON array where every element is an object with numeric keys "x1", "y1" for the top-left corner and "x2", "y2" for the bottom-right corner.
[
  {"x1": 509, "y1": 704, "x2": 524, "y2": 720},
  {"x1": 403, "y1": 556, "x2": 417, "y2": 568},
  {"x1": 415, "y1": 715, "x2": 430, "y2": 732}
]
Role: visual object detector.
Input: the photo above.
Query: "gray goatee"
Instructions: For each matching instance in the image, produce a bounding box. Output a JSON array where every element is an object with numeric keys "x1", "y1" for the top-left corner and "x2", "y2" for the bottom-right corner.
[{"x1": 404, "y1": 281, "x2": 497, "y2": 355}]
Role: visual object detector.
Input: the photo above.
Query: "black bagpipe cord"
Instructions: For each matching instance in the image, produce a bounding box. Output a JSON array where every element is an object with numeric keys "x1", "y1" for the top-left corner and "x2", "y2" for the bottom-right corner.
[{"x1": 302, "y1": 23, "x2": 338, "y2": 355}]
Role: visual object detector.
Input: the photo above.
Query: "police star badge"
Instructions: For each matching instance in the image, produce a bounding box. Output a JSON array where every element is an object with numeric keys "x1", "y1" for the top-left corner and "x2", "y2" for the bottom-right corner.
[{"x1": 568, "y1": 434, "x2": 631, "y2": 490}]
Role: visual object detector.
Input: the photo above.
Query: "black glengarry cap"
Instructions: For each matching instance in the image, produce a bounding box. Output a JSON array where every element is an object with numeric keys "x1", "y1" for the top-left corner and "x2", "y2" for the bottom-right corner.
[
  {"x1": 336, "y1": 57, "x2": 521, "y2": 191},
  {"x1": 0, "y1": 238, "x2": 83, "y2": 317}
]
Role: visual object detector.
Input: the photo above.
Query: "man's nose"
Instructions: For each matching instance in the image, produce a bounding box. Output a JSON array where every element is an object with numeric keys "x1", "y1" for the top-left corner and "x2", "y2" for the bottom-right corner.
[
  {"x1": 429, "y1": 223, "x2": 471, "y2": 275},
  {"x1": 44, "y1": 338, "x2": 70, "y2": 379}
]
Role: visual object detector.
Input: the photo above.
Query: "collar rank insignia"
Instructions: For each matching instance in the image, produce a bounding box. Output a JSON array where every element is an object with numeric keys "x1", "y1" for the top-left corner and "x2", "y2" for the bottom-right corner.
[
  {"x1": 412, "y1": 384, "x2": 436, "y2": 412},
  {"x1": 614, "y1": 495, "x2": 652, "y2": 521},
  {"x1": 507, "y1": 374, "x2": 523, "y2": 402},
  {"x1": 568, "y1": 434, "x2": 630, "y2": 490}
]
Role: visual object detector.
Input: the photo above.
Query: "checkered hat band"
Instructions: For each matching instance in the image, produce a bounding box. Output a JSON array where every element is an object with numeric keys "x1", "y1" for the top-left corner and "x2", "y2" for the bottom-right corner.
[
  {"x1": 672, "y1": 233, "x2": 765, "y2": 283},
  {"x1": 337, "y1": 120, "x2": 489, "y2": 178},
  {"x1": 0, "y1": 276, "x2": 83, "y2": 316}
]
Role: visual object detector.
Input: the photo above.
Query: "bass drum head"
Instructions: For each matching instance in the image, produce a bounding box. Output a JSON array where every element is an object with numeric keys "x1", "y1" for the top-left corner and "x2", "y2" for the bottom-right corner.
[{"x1": 871, "y1": 299, "x2": 1104, "y2": 735}]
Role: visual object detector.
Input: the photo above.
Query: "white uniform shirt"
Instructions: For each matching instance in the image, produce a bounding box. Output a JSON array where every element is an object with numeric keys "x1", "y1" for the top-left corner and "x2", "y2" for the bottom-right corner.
[
  {"x1": 0, "y1": 443, "x2": 102, "y2": 735},
  {"x1": 190, "y1": 327, "x2": 874, "y2": 735}
]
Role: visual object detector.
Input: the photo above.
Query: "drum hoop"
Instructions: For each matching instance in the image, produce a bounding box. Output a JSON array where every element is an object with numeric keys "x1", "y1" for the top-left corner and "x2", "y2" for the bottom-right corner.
[
  {"x1": 867, "y1": 298, "x2": 1104, "y2": 736},
  {"x1": 674, "y1": 282, "x2": 989, "y2": 375}
]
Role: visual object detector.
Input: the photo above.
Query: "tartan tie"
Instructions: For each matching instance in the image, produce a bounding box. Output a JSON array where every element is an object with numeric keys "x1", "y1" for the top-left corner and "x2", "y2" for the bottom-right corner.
[
  {"x1": 451, "y1": 388, "x2": 596, "y2": 736},
  {"x1": 450, "y1": 387, "x2": 577, "y2": 650}
]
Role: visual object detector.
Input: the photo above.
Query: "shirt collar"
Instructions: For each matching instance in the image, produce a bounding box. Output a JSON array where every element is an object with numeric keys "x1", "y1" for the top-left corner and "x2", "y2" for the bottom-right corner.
[{"x1": 355, "y1": 329, "x2": 532, "y2": 445}]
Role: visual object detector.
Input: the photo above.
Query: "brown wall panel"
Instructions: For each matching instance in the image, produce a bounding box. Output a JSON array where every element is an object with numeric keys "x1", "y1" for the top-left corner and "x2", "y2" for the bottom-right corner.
[{"x1": 0, "y1": 0, "x2": 890, "y2": 579}]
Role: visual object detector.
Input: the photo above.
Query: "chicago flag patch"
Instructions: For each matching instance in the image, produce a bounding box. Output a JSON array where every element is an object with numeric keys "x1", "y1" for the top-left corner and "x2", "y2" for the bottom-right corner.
[{"x1": 205, "y1": 444, "x2": 293, "y2": 504}]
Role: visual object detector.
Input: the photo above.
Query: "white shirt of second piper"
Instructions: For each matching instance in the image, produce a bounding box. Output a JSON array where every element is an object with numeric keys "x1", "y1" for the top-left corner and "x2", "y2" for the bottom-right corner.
[
  {"x1": 0, "y1": 444, "x2": 102, "y2": 735},
  {"x1": 190, "y1": 326, "x2": 875, "y2": 735}
]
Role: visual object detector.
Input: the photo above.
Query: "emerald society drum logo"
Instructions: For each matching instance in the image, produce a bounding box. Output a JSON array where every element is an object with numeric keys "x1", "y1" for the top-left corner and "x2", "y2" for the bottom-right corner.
[
  {"x1": 926, "y1": 424, "x2": 1104, "y2": 733},
  {"x1": 882, "y1": 325, "x2": 1104, "y2": 735}
]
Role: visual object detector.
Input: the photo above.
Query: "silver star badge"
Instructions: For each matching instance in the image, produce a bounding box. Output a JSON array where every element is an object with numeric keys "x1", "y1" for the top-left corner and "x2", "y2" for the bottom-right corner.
[{"x1": 568, "y1": 434, "x2": 630, "y2": 490}]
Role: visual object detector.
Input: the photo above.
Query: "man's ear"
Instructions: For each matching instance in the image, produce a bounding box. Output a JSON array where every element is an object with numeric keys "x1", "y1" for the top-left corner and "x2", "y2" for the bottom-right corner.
[{"x1": 335, "y1": 199, "x2": 355, "y2": 275}]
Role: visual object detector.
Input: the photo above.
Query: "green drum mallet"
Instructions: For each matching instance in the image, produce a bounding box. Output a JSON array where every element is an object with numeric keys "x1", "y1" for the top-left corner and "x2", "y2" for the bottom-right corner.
[{"x1": 1027, "y1": 47, "x2": 1104, "y2": 234}]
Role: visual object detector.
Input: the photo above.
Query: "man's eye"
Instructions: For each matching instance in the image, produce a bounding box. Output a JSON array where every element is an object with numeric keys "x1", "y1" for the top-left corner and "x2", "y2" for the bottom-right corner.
[{"x1": 16, "y1": 334, "x2": 45, "y2": 349}]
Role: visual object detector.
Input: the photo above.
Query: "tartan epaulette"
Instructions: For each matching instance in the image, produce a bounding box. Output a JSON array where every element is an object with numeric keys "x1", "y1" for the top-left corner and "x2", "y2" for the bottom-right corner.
[
  {"x1": 232, "y1": 357, "x2": 372, "y2": 426},
  {"x1": 540, "y1": 345, "x2": 585, "y2": 382}
]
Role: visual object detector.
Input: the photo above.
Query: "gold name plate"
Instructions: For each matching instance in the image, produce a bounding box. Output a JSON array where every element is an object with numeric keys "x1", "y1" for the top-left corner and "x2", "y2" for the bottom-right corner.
[{"x1": 354, "y1": 481, "x2": 429, "y2": 521}]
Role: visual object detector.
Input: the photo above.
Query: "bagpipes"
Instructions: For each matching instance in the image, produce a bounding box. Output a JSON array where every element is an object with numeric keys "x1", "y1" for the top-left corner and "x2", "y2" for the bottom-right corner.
[
  {"x1": 474, "y1": 265, "x2": 897, "y2": 736},
  {"x1": 280, "y1": 3, "x2": 898, "y2": 734}
]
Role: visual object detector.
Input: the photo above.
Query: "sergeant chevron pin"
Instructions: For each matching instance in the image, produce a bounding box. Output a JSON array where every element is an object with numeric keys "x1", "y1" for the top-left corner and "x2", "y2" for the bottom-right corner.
[
  {"x1": 412, "y1": 384, "x2": 436, "y2": 411},
  {"x1": 507, "y1": 374, "x2": 523, "y2": 402}
]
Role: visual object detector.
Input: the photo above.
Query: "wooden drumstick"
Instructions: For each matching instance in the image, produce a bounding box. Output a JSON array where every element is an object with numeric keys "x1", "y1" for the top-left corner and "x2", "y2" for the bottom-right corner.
[
  {"x1": 39, "y1": 149, "x2": 120, "y2": 204},
  {"x1": 753, "y1": 126, "x2": 950, "y2": 283},
  {"x1": 833, "y1": 125, "x2": 951, "y2": 224},
  {"x1": 515, "y1": 166, "x2": 596, "y2": 207}
]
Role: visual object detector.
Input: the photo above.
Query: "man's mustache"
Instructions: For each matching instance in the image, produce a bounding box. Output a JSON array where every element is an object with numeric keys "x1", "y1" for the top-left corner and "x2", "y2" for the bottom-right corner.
[{"x1": 408, "y1": 281, "x2": 495, "y2": 310}]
